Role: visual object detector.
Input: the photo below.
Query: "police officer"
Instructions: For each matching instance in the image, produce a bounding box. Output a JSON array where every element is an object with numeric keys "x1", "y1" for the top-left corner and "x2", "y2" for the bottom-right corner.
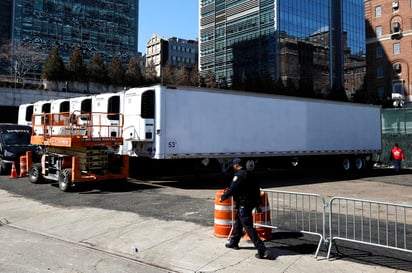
[{"x1": 220, "y1": 158, "x2": 270, "y2": 259}]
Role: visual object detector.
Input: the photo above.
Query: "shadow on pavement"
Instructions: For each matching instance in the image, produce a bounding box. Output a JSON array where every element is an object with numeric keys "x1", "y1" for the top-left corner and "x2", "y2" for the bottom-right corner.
[
  {"x1": 128, "y1": 165, "x2": 412, "y2": 191},
  {"x1": 265, "y1": 231, "x2": 412, "y2": 272},
  {"x1": 327, "y1": 241, "x2": 412, "y2": 272}
]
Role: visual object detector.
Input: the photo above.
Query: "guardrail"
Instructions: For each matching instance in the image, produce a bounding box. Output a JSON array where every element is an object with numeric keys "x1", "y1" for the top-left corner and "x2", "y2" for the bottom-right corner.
[
  {"x1": 327, "y1": 197, "x2": 412, "y2": 259},
  {"x1": 243, "y1": 190, "x2": 412, "y2": 259},
  {"x1": 256, "y1": 189, "x2": 327, "y2": 258}
]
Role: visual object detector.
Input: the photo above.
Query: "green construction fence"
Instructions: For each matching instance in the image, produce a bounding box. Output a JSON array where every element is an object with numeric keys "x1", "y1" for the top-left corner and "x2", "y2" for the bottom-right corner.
[{"x1": 381, "y1": 108, "x2": 412, "y2": 168}]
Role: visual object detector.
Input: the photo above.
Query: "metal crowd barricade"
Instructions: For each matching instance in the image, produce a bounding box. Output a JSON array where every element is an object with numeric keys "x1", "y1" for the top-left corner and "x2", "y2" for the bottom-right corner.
[
  {"x1": 327, "y1": 197, "x2": 412, "y2": 259},
  {"x1": 258, "y1": 189, "x2": 327, "y2": 258}
]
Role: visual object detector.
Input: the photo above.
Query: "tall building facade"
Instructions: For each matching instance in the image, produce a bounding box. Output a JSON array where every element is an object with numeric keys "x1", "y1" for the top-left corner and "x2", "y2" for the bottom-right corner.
[
  {"x1": 365, "y1": 0, "x2": 412, "y2": 106},
  {"x1": 199, "y1": 0, "x2": 366, "y2": 97},
  {"x1": 2, "y1": 0, "x2": 138, "y2": 66},
  {"x1": 0, "y1": 0, "x2": 13, "y2": 45},
  {"x1": 146, "y1": 34, "x2": 198, "y2": 77}
]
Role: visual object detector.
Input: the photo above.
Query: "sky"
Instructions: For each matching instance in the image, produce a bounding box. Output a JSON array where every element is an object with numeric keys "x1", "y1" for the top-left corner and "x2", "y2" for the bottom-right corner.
[{"x1": 138, "y1": 1, "x2": 199, "y2": 53}]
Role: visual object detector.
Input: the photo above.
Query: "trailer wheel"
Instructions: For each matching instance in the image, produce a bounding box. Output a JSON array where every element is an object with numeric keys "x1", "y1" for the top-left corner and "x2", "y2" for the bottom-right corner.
[
  {"x1": 29, "y1": 163, "x2": 43, "y2": 184},
  {"x1": 200, "y1": 158, "x2": 210, "y2": 167},
  {"x1": 342, "y1": 158, "x2": 351, "y2": 172},
  {"x1": 245, "y1": 159, "x2": 256, "y2": 171},
  {"x1": 290, "y1": 157, "x2": 299, "y2": 168},
  {"x1": 58, "y1": 168, "x2": 72, "y2": 192},
  {"x1": 354, "y1": 157, "x2": 365, "y2": 171}
]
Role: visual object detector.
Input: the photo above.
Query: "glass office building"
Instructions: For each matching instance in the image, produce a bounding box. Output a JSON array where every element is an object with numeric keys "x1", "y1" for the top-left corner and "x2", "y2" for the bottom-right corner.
[
  {"x1": 6, "y1": 0, "x2": 138, "y2": 64},
  {"x1": 199, "y1": 0, "x2": 366, "y2": 96},
  {"x1": 0, "y1": 0, "x2": 13, "y2": 45}
]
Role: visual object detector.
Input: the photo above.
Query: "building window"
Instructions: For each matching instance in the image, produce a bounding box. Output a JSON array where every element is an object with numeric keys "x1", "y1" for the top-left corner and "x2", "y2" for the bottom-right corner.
[
  {"x1": 393, "y1": 43, "x2": 400, "y2": 54},
  {"x1": 392, "y1": 22, "x2": 401, "y2": 33},
  {"x1": 376, "y1": 26, "x2": 382, "y2": 37},
  {"x1": 375, "y1": 6, "x2": 382, "y2": 17},
  {"x1": 377, "y1": 66, "x2": 384, "y2": 78},
  {"x1": 377, "y1": 87, "x2": 385, "y2": 99},
  {"x1": 392, "y1": 80, "x2": 404, "y2": 95},
  {"x1": 376, "y1": 46, "x2": 383, "y2": 58},
  {"x1": 392, "y1": 1, "x2": 399, "y2": 12},
  {"x1": 393, "y1": 63, "x2": 402, "y2": 74}
]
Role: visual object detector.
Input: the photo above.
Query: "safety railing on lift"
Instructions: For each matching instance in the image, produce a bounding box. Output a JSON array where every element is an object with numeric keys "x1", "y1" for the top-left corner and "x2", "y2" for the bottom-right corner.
[{"x1": 31, "y1": 111, "x2": 124, "y2": 139}]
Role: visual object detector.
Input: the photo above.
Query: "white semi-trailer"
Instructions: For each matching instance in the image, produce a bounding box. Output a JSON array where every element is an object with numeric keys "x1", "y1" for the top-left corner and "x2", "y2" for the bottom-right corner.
[
  {"x1": 17, "y1": 85, "x2": 382, "y2": 171},
  {"x1": 121, "y1": 85, "x2": 382, "y2": 171}
]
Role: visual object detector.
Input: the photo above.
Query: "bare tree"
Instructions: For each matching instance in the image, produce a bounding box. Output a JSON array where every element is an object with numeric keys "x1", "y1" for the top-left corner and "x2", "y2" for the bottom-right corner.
[
  {"x1": 175, "y1": 63, "x2": 190, "y2": 86},
  {"x1": 0, "y1": 41, "x2": 44, "y2": 85},
  {"x1": 107, "y1": 55, "x2": 125, "y2": 86},
  {"x1": 145, "y1": 60, "x2": 160, "y2": 84},
  {"x1": 161, "y1": 63, "x2": 175, "y2": 85},
  {"x1": 205, "y1": 70, "x2": 217, "y2": 88},
  {"x1": 189, "y1": 65, "x2": 199, "y2": 87},
  {"x1": 125, "y1": 57, "x2": 144, "y2": 87}
]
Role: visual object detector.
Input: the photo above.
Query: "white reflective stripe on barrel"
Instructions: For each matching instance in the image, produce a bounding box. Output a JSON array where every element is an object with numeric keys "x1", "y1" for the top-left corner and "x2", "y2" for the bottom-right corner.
[
  {"x1": 214, "y1": 204, "x2": 233, "y2": 211},
  {"x1": 214, "y1": 219, "x2": 234, "y2": 225}
]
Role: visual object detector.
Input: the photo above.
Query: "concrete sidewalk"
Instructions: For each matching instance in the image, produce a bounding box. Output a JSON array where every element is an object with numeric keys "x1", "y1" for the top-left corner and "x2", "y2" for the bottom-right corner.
[{"x1": 0, "y1": 190, "x2": 407, "y2": 273}]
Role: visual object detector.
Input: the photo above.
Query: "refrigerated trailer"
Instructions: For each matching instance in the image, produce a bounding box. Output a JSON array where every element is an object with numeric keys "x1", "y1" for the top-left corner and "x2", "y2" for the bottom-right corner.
[
  {"x1": 18, "y1": 85, "x2": 382, "y2": 172},
  {"x1": 120, "y1": 85, "x2": 382, "y2": 171},
  {"x1": 17, "y1": 103, "x2": 34, "y2": 126}
]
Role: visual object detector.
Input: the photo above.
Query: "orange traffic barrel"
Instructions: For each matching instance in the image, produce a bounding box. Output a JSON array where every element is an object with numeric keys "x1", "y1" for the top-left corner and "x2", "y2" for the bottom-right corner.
[
  {"x1": 19, "y1": 155, "x2": 28, "y2": 177},
  {"x1": 244, "y1": 192, "x2": 272, "y2": 241},
  {"x1": 214, "y1": 189, "x2": 236, "y2": 238}
]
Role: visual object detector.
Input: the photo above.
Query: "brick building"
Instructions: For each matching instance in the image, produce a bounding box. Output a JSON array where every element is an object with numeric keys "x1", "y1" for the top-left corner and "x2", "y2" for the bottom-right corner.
[{"x1": 365, "y1": 0, "x2": 412, "y2": 106}]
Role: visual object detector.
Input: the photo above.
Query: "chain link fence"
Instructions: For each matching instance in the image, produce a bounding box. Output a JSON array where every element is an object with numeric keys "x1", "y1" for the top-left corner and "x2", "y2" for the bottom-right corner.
[{"x1": 380, "y1": 109, "x2": 412, "y2": 168}]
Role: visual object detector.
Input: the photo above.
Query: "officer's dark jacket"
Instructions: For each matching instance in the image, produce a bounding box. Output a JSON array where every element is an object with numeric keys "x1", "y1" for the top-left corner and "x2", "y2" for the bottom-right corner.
[{"x1": 221, "y1": 168, "x2": 261, "y2": 209}]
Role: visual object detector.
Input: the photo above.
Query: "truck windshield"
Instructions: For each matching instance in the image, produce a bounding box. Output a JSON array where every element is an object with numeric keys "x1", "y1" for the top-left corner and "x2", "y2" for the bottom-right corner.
[{"x1": 1, "y1": 132, "x2": 31, "y2": 146}]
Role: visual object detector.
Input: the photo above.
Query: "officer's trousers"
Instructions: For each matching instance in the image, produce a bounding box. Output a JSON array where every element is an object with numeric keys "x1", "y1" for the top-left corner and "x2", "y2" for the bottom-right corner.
[{"x1": 230, "y1": 206, "x2": 266, "y2": 253}]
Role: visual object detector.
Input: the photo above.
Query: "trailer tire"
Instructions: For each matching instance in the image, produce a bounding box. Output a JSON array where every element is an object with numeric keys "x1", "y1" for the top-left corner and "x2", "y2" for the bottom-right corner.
[
  {"x1": 354, "y1": 157, "x2": 365, "y2": 171},
  {"x1": 290, "y1": 157, "x2": 299, "y2": 168},
  {"x1": 342, "y1": 158, "x2": 351, "y2": 172},
  {"x1": 245, "y1": 159, "x2": 256, "y2": 171},
  {"x1": 29, "y1": 163, "x2": 43, "y2": 184},
  {"x1": 58, "y1": 168, "x2": 72, "y2": 192},
  {"x1": 200, "y1": 158, "x2": 210, "y2": 167}
]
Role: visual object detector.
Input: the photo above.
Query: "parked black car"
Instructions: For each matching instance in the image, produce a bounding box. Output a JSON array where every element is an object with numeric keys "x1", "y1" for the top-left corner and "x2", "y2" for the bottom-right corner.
[{"x1": 0, "y1": 124, "x2": 42, "y2": 175}]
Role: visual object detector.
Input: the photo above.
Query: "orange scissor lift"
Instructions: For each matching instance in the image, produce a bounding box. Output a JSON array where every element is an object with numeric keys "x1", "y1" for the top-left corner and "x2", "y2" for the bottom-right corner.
[{"x1": 27, "y1": 111, "x2": 129, "y2": 192}]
